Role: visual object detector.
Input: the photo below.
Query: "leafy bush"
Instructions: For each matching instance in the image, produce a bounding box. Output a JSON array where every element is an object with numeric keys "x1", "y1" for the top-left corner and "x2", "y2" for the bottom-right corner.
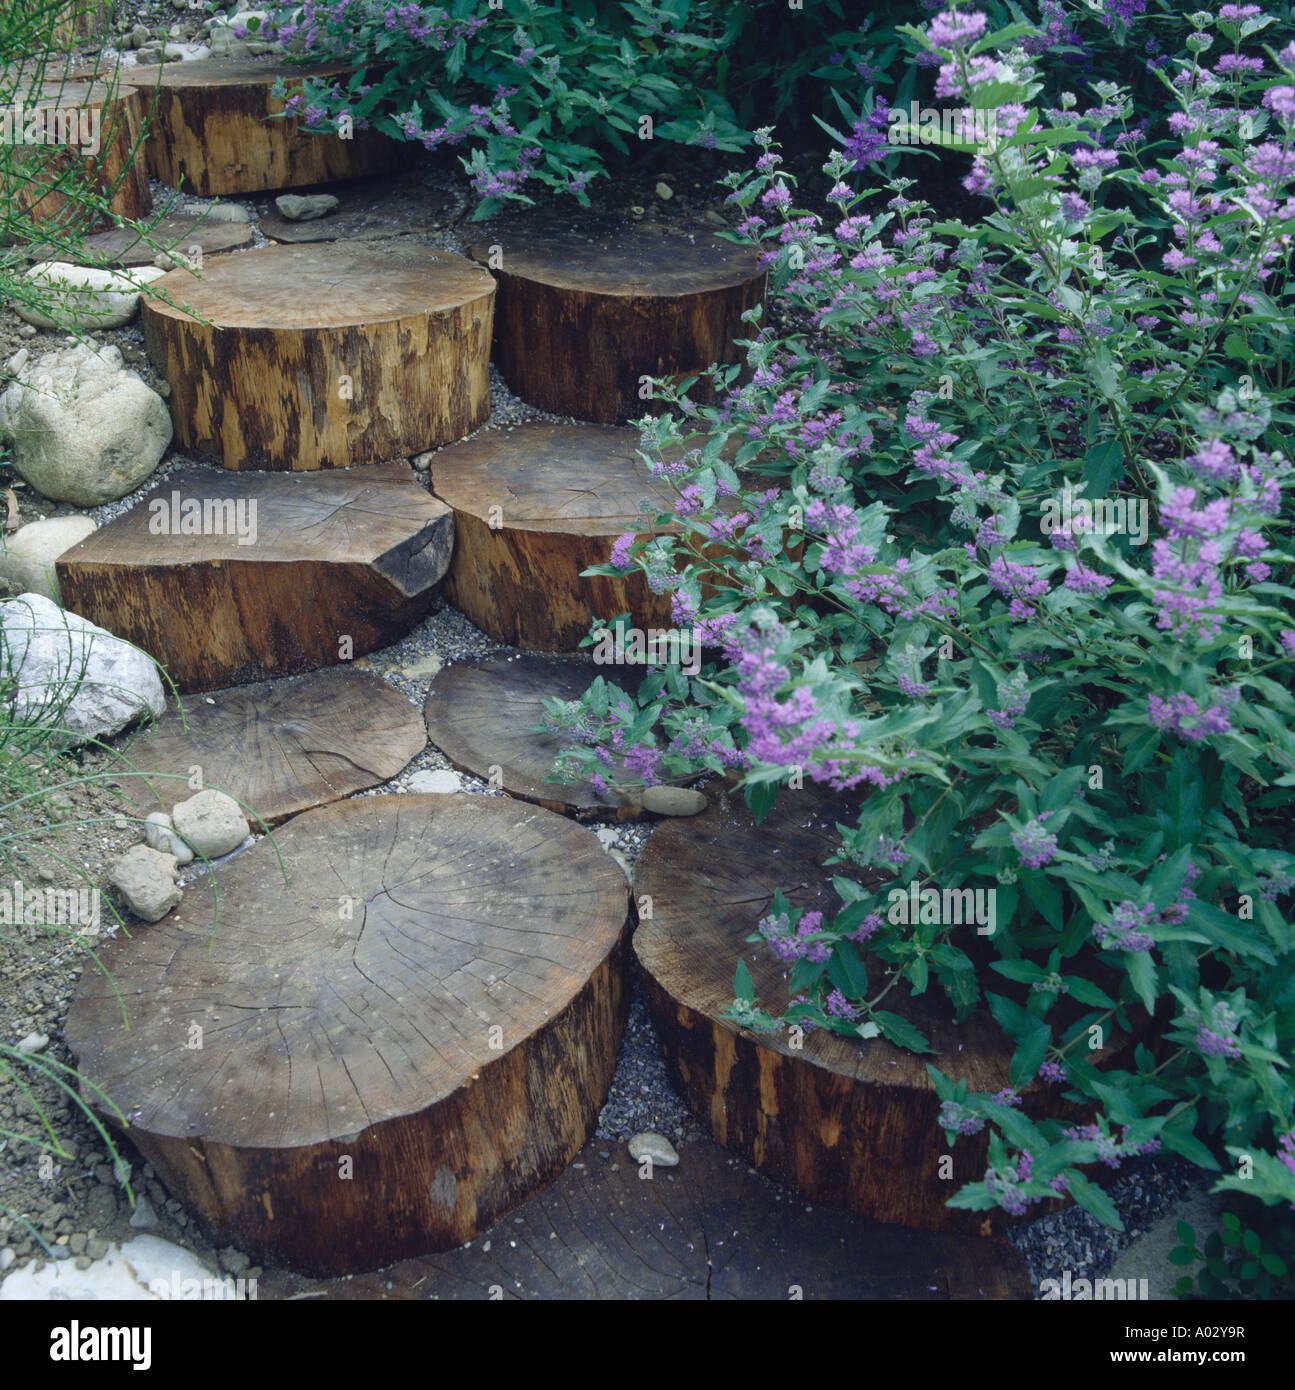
[{"x1": 545, "y1": 4, "x2": 1295, "y2": 1234}]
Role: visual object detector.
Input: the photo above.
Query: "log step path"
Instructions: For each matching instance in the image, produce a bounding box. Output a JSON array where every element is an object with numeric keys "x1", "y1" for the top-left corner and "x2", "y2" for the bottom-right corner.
[
  {"x1": 56, "y1": 463, "x2": 454, "y2": 692},
  {"x1": 65, "y1": 793, "x2": 631, "y2": 1275},
  {"x1": 141, "y1": 242, "x2": 495, "y2": 471}
]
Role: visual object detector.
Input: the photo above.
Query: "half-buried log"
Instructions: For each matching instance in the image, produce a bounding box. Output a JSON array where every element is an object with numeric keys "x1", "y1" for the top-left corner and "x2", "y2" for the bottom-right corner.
[
  {"x1": 1, "y1": 78, "x2": 150, "y2": 232},
  {"x1": 430, "y1": 422, "x2": 680, "y2": 650},
  {"x1": 633, "y1": 780, "x2": 1134, "y2": 1234},
  {"x1": 466, "y1": 217, "x2": 765, "y2": 422},
  {"x1": 64, "y1": 793, "x2": 631, "y2": 1275},
  {"x1": 117, "y1": 59, "x2": 409, "y2": 196},
  {"x1": 116, "y1": 668, "x2": 425, "y2": 825},
  {"x1": 423, "y1": 652, "x2": 648, "y2": 819},
  {"x1": 141, "y1": 242, "x2": 495, "y2": 469},
  {"x1": 56, "y1": 464, "x2": 454, "y2": 691}
]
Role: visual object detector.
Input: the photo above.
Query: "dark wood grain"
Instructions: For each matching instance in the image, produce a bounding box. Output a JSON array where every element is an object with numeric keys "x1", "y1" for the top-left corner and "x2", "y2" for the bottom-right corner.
[
  {"x1": 56, "y1": 464, "x2": 454, "y2": 691},
  {"x1": 141, "y1": 242, "x2": 495, "y2": 470},
  {"x1": 65, "y1": 793, "x2": 631, "y2": 1275}
]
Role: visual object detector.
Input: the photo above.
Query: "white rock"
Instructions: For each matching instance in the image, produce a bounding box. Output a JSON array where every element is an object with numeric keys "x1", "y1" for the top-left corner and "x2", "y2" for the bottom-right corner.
[
  {"x1": 196, "y1": 202, "x2": 251, "y2": 224},
  {"x1": 142, "y1": 811, "x2": 194, "y2": 865},
  {"x1": 171, "y1": 789, "x2": 249, "y2": 859},
  {"x1": 654, "y1": 181, "x2": 674, "y2": 200},
  {"x1": 635, "y1": 785, "x2": 707, "y2": 817},
  {"x1": 0, "y1": 515, "x2": 96, "y2": 601},
  {"x1": 16, "y1": 1031, "x2": 49, "y2": 1053},
  {"x1": 13, "y1": 262, "x2": 166, "y2": 331},
  {"x1": 407, "y1": 769, "x2": 461, "y2": 794},
  {"x1": 0, "y1": 1234, "x2": 238, "y2": 1300},
  {"x1": 0, "y1": 1249, "x2": 14, "y2": 1271},
  {"x1": 110, "y1": 844, "x2": 180, "y2": 922},
  {"x1": 0, "y1": 592, "x2": 165, "y2": 742},
  {"x1": 0, "y1": 343, "x2": 171, "y2": 506},
  {"x1": 628, "y1": 1132, "x2": 679, "y2": 1167},
  {"x1": 275, "y1": 193, "x2": 338, "y2": 222}
]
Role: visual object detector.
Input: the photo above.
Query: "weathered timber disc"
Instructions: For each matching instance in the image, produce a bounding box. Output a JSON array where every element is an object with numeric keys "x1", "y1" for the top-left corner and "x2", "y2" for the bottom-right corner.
[
  {"x1": 56, "y1": 463, "x2": 454, "y2": 691},
  {"x1": 633, "y1": 780, "x2": 1133, "y2": 1234},
  {"x1": 32, "y1": 210, "x2": 253, "y2": 266},
  {"x1": 423, "y1": 652, "x2": 648, "y2": 820},
  {"x1": 64, "y1": 793, "x2": 631, "y2": 1275},
  {"x1": 430, "y1": 422, "x2": 680, "y2": 649},
  {"x1": 117, "y1": 59, "x2": 409, "y2": 196},
  {"x1": 2, "y1": 79, "x2": 150, "y2": 232},
  {"x1": 465, "y1": 217, "x2": 765, "y2": 422},
  {"x1": 256, "y1": 1135, "x2": 1032, "y2": 1300},
  {"x1": 257, "y1": 170, "x2": 455, "y2": 244},
  {"x1": 141, "y1": 241, "x2": 494, "y2": 469},
  {"x1": 115, "y1": 667, "x2": 425, "y2": 825}
]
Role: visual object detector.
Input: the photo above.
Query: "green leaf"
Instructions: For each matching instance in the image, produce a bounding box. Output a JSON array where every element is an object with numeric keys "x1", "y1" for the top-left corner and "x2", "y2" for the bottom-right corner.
[
  {"x1": 743, "y1": 779, "x2": 779, "y2": 825},
  {"x1": 733, "y1": 957, "x2": 755, "y2": 1003},
  {"x1": 873, "y1": 1010, "x2": 933, "y2": 1053},
  {"x1": 1081, "y1": 438, "x2": 1124, "y2": 494},
  {"x1": 1068, "y1": 1172, "x2": 1124, "y2": 1231}
]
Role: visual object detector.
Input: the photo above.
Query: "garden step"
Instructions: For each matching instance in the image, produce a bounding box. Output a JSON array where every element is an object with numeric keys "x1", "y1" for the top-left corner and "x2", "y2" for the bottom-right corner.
[
  {"x1": 464, "y1": 216, "x2": 765, "y2": 422},
  {"x1": 256, "y1": 1133, "x2": 1032, "y2": 1299},
  {"x1": 632, "y1": 779, "x2": 1137, "y2": 1235},
  {"x1": 56, "y1": 463, "x2": 453, "y2": 692},
  {"x1": 4, "y1": 76, "x2": 150, "y2": 230},
  {"x1": 423, "y1": 651, "x2": 647, "y2": 821},
  {"x1": 429, "y1": 422, "x2": 680, "y2": 650},
  {"x1": 141, "y1": 242, "x2": 495, "y2": 470},
  {"x1": 257, "y1": 169, "x2": 456, "y2": 244},
  {"x1": 115, "y1": 59, "x2": 409, "y2": 197},
  {"x1": 64, "y1": 793, "x2": 630, "y2": 1275},
  {"x1": 32, "y1": 210, "x2": 254, "y2": 267},
  {"x1": 116, "y1": 667, "x2": 425, "y2": 826}
]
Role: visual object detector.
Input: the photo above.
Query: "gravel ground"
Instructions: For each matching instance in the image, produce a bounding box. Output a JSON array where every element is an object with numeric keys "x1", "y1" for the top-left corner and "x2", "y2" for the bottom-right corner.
[{"x1": 0, "y1": 15, "x2": 1197, "y2": 1299}]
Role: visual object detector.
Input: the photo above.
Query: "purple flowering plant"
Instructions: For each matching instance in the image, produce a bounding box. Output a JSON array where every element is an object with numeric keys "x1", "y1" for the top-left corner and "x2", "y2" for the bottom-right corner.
[{"x1": 548, "y1": 5, "x2": 1295, "y2": 1227}]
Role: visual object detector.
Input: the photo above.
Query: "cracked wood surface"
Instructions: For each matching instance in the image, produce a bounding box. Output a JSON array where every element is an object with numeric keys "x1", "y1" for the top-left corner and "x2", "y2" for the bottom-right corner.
[
  {"x1": 465, "y1": 218, "x2": 765, "y2": 422},
  {"x1": 424, "y1": 652, "x2": 646, "y2": 819},
  {"x1": 57, "y1": 464, "x2": 453, "y2": 691},
  {"x1": 253, "y1": 1136, "x2": 1032, "y2": 1299},
  {"x1": 116, "y1": 59, "x2": 409, "y2": 196},
  {"x1": 141, "y1": 242, "x2": 495, "y2": 469},
  {"x1": 115, "y1": 668, "x2": 425, "y2": 825},
  {"x1": 65, "y1": 793, "x2": 631, "y2": 1274}
]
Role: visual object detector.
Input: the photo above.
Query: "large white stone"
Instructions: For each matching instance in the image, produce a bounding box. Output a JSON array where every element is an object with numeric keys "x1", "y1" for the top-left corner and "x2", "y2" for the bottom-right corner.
[
  {"x1": 110, "y1": 844, "x2": 181, "y2": 922},
  {"x1": 171, "y1": 789, "x2": 249, "y2": 859},
  {"x1": 13, "y1": 261, "x2": 166, "y2": 331},
  {"x1": 0, "y1": 592, "x2": 165, "y2": 744},
  {"x1": 0, "y1": 1235, "x2": 246, "y2": 1300},
  {"x1": 0, "y1": 343, "x2": 171, "y2": 505},
  {"x1": 0, "y1": 515, "x2": 97, "y2": 602}
]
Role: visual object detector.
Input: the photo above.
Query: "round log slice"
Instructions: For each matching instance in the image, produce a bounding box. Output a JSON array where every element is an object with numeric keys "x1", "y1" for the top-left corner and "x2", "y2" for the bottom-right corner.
[
  {"x1": 423, "y1": 652, "x2": 648, "y2": 820},
  {"x1": 118, "y1": 59, "x2": 409, "y2": 197},
  {"x1": 633, "y1": 780, "x2": 1134, "y2": 1234},
  {"x1": 116, "y1": 667, "x2": 425, "y2": 826},
  {"x1": 465, "y1": 218, "x2": 765, "y2": 422},
  {"x1": 430, "y1": 422, "x2": 680, "y2": 650},
  {"x1": 65, "y1": 793, "x2": 631, "y2": 1275},
  {"x1": 32, "y1": 210, "x2": 254, "y2": 266},
  {"x1": 141, "y1": 242, "x2": 495, "y2": 469},
  {"x1": 2, "y1": 79, "x2": 150, "y2": 232}
]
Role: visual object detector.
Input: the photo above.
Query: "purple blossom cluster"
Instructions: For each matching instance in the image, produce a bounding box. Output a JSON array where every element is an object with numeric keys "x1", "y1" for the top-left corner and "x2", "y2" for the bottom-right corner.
[
  {"x1": 1093, "y1": 901, "x2": 1157, "y2": 953},
  {"x1": 1148, "y1": 687, "x2": 1241, "y2": 743},
  {"x1": 1011, "y1": 815, "x2": 1059, "y2": 869},
  {"x1": 759, "y1": 910, "x2": 833, "y2": 965}
]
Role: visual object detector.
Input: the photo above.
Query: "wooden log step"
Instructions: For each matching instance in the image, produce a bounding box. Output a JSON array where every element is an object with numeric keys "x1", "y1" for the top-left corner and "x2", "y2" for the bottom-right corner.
[
  {"x1": 465, "y1": 216, "x2": 765, "y2": 422},
  {"x1": 116, "y1": 59, "x2": 409, "y2": 197},
  {"x1": 142, "y1": 242, "x2": 494, "y2": 470},
  {"x1": 633, "y1": 780, "x2": 1134, "y2": 1234},
  {"x1": 256, "y1": 1134, "x2": 1032, "y2": 1299},
  {"x1": 64, "y1": 793, "x2": 631, "y2": 1275},
  {"x1": 31, "y1": 210, "x2": 254, "y2": 267},
  {"x1": 116, "y1": 667, "x2": 425, "y2": 826},
  {"x1": 56, "y1": 463, "x2": 453, "y2": 692},
  {"x1": 1, "y1": 77, "x2": 150, "y2": 231},
  {"x1": 257, "y1": 169, "x2": 456, "y2": 244},
  {"x1": 429, "y1": 422, "x2": 681, "y2": 650},
  {"x1": 141, "y1": 241, "x2": 494, "y2": 470},
  {"x1": 423, "y1": 652, "x2": 647, "y2": 820}
]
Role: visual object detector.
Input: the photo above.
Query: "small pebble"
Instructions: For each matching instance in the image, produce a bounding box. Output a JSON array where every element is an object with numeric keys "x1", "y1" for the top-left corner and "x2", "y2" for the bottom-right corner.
[{"x1": 628, "y1": 1132, "x2": 679, "y2": 1167}]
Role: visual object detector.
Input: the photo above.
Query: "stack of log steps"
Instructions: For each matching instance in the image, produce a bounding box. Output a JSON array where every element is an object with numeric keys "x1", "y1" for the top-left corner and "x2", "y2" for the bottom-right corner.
[
  {"x1": 65, "y1": 793, "x2": 631, "y2": 1274},
  {"x1": 117, "y1": 668, "x2": 426, "y2": 826},
  {"x1": 465, "y1": 218, "x2": 765, "y2": 421},
  {"x1": 429, "y1": 422, "x2": 680, "y2": 650},
  {"x1": 56, "y1": 464, "x2": 454, "y2": 692},
  {"x1": 423, "y1": 652, "x2": 647, "y2": 820},
  {"x1": 2, "y1": 77, "x2": 150, "y2": 230},
  {"x1": 116, "y1": 60, "x2": 409, "y2": 196},
  {"x1": 633, "y1": 780, "x2": 1133, "y2": 1234},
  {"x1": 141, "y1": 242, "x2": 495, "y2": 470}
]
